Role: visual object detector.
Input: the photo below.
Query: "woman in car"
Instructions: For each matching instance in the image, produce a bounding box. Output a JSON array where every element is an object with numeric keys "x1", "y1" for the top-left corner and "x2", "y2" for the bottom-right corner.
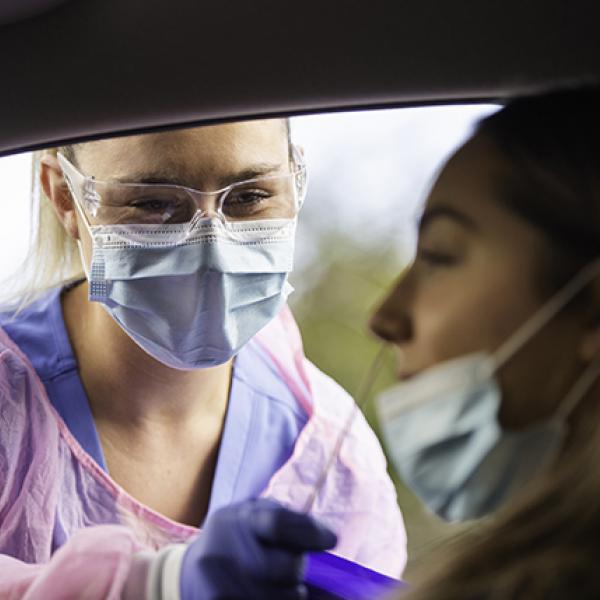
[
  {"x1": 0, "y1": 119, "x2": 405, "y2": 598},
  {"x1": 370, "y1": 86, "x2": 600, "y2": 599}
]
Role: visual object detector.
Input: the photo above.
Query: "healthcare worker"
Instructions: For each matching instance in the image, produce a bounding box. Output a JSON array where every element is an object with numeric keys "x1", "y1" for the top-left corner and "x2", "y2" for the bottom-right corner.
[
  {"x1": 370, "y1": 87, "x2": 600, "y2": 599},
  {"x1": 0, "y1": 119, "x2": 406, "y2": 598}
]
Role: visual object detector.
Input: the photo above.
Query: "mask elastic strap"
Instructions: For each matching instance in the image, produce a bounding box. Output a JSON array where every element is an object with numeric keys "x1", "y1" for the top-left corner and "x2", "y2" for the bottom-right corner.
[
  {"x1": 76, "y1": 239, "x2": 91, "y2": 280},
  {"x1": 555, "y1": 354, "x2": 600, "y2": 421},
  {"x1": 73, "y1": 196, "x2": 93, "y2": 280},
  {"x1": 491, "y1": 258, "x2": 600, "y2": 373}
]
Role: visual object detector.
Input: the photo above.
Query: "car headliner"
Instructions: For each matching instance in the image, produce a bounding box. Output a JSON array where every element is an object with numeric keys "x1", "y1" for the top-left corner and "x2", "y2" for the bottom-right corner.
[{"x1": 0, "y1": 0, "x2": 599, "y2": 155}]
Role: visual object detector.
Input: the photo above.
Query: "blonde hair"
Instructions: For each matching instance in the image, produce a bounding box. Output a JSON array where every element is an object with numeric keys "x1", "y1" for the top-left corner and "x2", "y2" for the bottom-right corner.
[{"x1": 0, "y1": 148, "x2": 83, "y2": 311}]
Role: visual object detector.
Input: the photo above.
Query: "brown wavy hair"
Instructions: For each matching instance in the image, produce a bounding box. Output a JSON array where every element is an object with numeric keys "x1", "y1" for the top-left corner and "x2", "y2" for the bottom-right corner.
[{"x1": 398, "y1": 86, "x2": 600, "y2": 600}]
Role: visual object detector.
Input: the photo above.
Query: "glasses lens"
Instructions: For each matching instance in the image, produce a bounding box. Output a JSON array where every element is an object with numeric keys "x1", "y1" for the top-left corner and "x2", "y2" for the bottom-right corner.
[
  {"x1": 220, "y1": 175, "x2": 298, "y2": 221},
  {"x1": 91, "y1": 183, "x2": 197, "y2": 225}
]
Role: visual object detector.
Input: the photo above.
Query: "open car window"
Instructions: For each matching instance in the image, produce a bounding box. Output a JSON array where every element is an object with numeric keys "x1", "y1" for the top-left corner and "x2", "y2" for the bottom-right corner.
[{"x1": 0, "y1": 104, "x2": 497, "y2": 571}]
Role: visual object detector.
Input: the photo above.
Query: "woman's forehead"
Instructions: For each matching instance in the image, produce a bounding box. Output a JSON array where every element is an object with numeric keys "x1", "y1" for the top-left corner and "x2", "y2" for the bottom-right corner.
[
  {"x1": 75, "y1": 119, "x2": 289, "y2": 182},
  {"x1": 424, "y1": 134, "x2": 512, "y2": 220},
  {"x1": 423, "y1": 134, "x2": 555, "y2": 261}
]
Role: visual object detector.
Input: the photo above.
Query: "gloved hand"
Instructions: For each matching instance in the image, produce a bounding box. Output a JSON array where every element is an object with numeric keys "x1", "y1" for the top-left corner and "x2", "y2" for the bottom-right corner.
[{"x1": 180, "y1": 498, "x2": 338, "y2": 600}]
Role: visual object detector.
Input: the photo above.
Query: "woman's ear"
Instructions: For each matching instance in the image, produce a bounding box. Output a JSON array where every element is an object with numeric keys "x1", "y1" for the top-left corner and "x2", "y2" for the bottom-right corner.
[
  {"x1": 578, "y1": 274, "x2": 600, "y2": 363},
  {"x1": 40, "y1": 154, "x2": 80, "y2": 240}
]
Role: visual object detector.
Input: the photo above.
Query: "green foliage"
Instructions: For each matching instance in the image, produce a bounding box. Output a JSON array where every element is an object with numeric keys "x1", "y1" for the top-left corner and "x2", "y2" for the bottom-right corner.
[{"x1": 290, "y1": 233, "x2": 401, "y2": 419}]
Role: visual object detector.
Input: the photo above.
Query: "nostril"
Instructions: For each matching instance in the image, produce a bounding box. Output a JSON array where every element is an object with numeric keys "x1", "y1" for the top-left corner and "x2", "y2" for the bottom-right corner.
[
  {"x1": 369, "y1": 313, "x2": 392, "y2": 341},
  {"x1": 369, "y1": 313, "x2": 412, "y2": 344},
  {"x1": 371, "y1": 322, "x2": 397, "y2": 343}
]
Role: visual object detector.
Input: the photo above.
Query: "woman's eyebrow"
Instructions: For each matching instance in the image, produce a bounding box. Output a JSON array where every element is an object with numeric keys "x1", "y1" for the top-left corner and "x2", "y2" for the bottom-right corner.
[
  {"x1": 419, "y1": 205, "x2": 477, "y2": 232},
  {"x1": 220, "y1": 163, "x2": 285, "y2": 186},
  {"x1": 111, "y1": 170, "x2": 183, "y2": 185},
  {"x1": 112, "y1": 162, "x2": 285, "y2": 187}
]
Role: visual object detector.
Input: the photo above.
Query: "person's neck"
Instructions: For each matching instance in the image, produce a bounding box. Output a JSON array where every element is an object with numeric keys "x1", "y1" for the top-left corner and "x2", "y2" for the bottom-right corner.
[{"x1": 61, "y1": 281, "x2": 232, "y2": 433}]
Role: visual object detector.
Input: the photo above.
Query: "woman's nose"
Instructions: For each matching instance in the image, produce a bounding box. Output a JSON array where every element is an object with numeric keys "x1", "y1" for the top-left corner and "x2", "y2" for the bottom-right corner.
[{"x1": 369, "y1": 282, "x2": 413, "y2": 344}]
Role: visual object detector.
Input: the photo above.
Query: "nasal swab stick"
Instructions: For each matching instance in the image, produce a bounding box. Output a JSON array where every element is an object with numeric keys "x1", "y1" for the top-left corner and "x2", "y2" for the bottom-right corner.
[{"x1": 302, "y1": 345, "x2": 387, "y2": 513}]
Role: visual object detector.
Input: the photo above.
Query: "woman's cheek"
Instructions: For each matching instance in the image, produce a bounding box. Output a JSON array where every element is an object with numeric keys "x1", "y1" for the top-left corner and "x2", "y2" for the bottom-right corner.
[
  {"x1": 416, "y1": 304, "x2": 482, "y2": 363},
  {"x1": 414, "y1": 271, "x2": 508, "y2": 361}
]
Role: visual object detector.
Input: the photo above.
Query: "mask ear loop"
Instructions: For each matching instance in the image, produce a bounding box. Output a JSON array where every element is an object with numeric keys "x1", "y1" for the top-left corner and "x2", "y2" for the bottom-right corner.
[
  {"x1": 491, "y1": 258, "x2": 600, "y2": 374},
  {"x1": 76, "y1": 240, "x2": 91, "y2": 280},
  {"x1": 555, "y1": 353, "x2": 600, "y2": 422}
]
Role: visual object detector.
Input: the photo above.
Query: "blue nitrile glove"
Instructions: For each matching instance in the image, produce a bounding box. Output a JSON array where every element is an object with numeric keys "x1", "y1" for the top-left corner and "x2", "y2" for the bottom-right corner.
[{"x1": 180, "y1": 498, "x2": 338, "y2": 600}]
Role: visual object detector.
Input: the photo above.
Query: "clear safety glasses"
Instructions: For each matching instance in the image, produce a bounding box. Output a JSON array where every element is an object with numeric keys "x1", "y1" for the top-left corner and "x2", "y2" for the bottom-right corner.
[{"x1": 57, "y1": 147, "x2": 307, "y2": 229}]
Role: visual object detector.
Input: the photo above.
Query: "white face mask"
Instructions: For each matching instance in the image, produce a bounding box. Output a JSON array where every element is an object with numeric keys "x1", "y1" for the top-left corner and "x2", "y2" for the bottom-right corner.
[
  {"x1": 376, "y1": 259, "x2": 600, "y2": 522},
  {"x1": 78, "y1": 218, "x2": 296, "y2": 369}
]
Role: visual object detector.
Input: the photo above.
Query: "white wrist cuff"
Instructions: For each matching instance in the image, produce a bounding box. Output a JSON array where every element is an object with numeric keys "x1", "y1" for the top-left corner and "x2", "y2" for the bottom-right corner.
[{"x1": 146, "y1": 544, "x2": 188, "y2": 600}]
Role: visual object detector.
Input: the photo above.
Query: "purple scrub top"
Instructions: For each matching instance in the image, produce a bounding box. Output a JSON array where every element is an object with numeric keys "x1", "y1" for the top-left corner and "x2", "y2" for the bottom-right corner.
[{"x1": 0, "y1": 286, "x2": 307, "y2": 524}]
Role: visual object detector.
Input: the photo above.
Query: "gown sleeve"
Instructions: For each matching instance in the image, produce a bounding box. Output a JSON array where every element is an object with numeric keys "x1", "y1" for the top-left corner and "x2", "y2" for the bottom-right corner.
[
  {"x1": 0, "y1": 335, "x2": 153, "y2": 599},
  {"x1": 0, "y1": 526, "x2": 151, "y2": 600}
]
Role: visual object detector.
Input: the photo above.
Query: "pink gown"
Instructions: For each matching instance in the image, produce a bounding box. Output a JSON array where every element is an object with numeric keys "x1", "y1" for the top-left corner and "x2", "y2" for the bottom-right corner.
[{"x1": 0, "y1": 305, "x2": 407, "y2": 598}]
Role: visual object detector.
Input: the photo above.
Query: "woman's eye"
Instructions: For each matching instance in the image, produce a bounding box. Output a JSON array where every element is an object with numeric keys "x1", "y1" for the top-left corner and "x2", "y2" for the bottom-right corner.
[
  {"x1": 415, "y1": 246, "x2": 457, "y2": 266},
  {"x1": 228, "y1": 189, "x2": 270, "y2": 205},
  {"x1": 131, "y1": 198, "x2": 174, "y2": 212}
]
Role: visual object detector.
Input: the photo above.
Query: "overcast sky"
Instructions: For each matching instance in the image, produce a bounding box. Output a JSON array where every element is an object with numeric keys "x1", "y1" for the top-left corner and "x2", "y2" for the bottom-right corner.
[
  {"x1": 0, "y1": 104, "x2": 497, "y2": 285},
  {"x1": 291, "y1": 104, "x2": 498, "y2": 266}
]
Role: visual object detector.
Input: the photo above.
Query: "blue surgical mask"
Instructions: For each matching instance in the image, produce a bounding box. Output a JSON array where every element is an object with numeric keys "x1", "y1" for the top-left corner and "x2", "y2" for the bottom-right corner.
[
  {"x1": 78, "y1": 218, "x2": 296, "y2": 369},
  {"x1": 376, "y1": 259, "x2": 600, "y2": 522}
]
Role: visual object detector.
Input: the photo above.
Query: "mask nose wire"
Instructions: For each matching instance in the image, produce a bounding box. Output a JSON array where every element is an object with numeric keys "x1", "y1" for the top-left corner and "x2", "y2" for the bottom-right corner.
[{"x1": 490, "y1": 258, "x2": 600, "y2": 375}]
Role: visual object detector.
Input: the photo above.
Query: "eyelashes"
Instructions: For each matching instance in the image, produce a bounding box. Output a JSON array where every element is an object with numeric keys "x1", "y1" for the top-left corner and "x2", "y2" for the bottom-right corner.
[{"x1": 415, "y1": 247, "x2": 458, "y2": 266}]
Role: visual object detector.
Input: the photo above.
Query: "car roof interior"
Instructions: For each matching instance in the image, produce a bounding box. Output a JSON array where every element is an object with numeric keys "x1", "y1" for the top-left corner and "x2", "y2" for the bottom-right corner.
[{"x1": 1, "y1": 0, "x2": 599, "y2": 155}]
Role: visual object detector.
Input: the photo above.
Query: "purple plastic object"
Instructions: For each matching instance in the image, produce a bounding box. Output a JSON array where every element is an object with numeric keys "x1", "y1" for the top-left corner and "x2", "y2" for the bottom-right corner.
[{"x1": 305, "y1": 552, "x2": 406, "y2": 599}]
